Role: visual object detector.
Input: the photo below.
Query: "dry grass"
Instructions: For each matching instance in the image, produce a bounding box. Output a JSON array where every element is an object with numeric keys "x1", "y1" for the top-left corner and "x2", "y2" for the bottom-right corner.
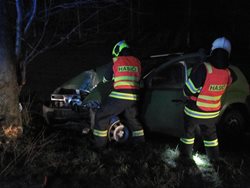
[{"x1": 0, "y1": 117, "x2": 250, "y2": 188}]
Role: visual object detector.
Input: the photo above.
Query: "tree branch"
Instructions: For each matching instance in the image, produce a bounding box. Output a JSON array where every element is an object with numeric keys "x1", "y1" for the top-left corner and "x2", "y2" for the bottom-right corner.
[
  {"x1": 24, "y1": 0, "x2": 37, "y2": 34},
  {"x1": 15, "y1": 0, "x2": 23, "y2": 59}
]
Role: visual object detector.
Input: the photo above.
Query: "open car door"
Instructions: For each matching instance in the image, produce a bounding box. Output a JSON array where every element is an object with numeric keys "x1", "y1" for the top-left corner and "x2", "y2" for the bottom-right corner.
[{"x1": 141, "y1": 61, "x2": 186, "y2": 137}]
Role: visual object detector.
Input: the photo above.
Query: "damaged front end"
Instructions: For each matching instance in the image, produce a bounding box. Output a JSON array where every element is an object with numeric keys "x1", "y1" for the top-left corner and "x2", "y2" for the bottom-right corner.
[{"x1": 42, "y1": 69, "x2": 100, "y2": 125}]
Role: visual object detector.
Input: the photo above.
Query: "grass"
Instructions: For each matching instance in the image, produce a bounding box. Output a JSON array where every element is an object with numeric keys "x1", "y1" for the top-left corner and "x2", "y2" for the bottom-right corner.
[{"x1": 0, "y1": 114, "x2": 250, "y2": 188}]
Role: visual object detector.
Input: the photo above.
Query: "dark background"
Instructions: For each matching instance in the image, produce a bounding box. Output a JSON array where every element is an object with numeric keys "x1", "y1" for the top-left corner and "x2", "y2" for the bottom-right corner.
[{"x1": 19, "y1": 0, "x2": 250, "y2": 100}]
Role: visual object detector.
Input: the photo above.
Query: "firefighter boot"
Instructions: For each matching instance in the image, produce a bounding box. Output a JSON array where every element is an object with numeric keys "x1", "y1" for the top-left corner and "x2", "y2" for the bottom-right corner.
[
  {"x1": 131, "y1": 136, "x2": 145, "y2": 151},
  {"x1": 179, "y1": 142, "x2": 193, "y2": 159},
  {"x1": 177, "y1": 143, "x2": 197, "y2": 168},
  {"x1": 132, "y1": 135, "x2": 145, "y2": 144},
  {"x1": 88, "y1": 133, "x2": 108, "y2": 154},
  {"x1": 205, "y1": 146, "x2": 220, "y2": 161},
  {"x1": 205, "y1": 146, "x2": 228, "y2": 170}
]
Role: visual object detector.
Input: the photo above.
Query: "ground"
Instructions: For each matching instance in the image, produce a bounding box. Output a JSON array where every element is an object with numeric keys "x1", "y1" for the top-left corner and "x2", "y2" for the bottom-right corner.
[
  {"x1": 0, "y1": 119, "x2": 250, "y2": 188},
  {"x1": 1, "y1": 42, "x2": 250, "y2": 187}
]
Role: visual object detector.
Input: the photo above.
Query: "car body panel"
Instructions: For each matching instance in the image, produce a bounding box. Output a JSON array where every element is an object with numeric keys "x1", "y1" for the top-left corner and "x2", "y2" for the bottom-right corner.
[
  {"x1": 219, "y1": 66, "x2": 249, "y2": 114},
  {"x1": 141, "y1": 89, "x2": 185, "y2": 137}
]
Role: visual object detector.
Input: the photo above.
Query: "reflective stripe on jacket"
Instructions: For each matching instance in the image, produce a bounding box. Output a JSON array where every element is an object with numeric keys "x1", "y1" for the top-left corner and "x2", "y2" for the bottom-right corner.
[
  {"x1": 109, "y1": 91, "x2": 139, "y2": 100},
  {"x1": 191, "y1": 63, "x2": 231, "y2": 112},
  {"x1": 112, "y1": 56, "x2": 141, "y2": 90},
  {"x1": 184, "y1": 106, "x2": 220, "y2": 119}
]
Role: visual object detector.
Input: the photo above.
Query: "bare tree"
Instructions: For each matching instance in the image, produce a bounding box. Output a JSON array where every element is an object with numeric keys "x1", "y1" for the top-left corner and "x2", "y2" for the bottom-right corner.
[
  {"x1": 0, "y1": 0, "x2": 132, "y2": 140},
  {"x1": 0, "y1": 0, "x2": 22, "y2": 139},
  {"x1": 21, "y1": 0, "x2": 131, "y2": 73}
]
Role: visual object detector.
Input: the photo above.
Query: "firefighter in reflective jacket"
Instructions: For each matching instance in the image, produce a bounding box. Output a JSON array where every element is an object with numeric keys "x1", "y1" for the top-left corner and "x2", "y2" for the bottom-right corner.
[
  {"x1": 179, "y1": 37, "x2": 232, "y2": 161},
  {"x1": 92, "y1": 40, "x2": 145, "y2": 150}
]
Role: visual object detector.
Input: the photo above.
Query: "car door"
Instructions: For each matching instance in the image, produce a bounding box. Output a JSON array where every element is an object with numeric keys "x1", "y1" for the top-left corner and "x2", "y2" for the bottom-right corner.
[{"x1": 141, "y1": 61, "x2": 187, "y2": 137}]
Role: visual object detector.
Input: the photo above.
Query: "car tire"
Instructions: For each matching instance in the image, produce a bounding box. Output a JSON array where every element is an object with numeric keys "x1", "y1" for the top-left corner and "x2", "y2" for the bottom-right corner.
[
  {"x1": 108, "y1": 120, "x2": 130, "y2": 143},
  {"x1": 217, "y1": 109, "x2": 246, "y2": 139}
]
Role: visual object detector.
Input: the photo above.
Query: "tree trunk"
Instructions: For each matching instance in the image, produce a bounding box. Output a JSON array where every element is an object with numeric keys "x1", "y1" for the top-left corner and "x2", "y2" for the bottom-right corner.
[{"x1": 0, "y1": 0, "x2": 22, "y2": 139}]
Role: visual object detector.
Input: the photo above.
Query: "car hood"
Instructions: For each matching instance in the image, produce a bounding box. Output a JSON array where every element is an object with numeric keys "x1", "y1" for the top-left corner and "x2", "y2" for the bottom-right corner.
[{"x1": 53, "y1": 63, "x2": 112, "y2": 94}]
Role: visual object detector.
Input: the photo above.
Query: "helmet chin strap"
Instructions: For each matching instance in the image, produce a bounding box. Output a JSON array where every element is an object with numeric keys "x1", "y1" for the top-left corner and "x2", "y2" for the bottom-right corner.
[{"x1": 112, "y1": 57, "x2": 118, "y2": 63}]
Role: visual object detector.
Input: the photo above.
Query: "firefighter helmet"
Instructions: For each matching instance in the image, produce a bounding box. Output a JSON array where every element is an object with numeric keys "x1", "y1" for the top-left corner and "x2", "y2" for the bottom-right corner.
[
  {"x1": 112, "y1": 40, "x2": 129, "y2": 57},
  {"x1": 211, "y1": 37, "x2": 231, "y2": 55}
]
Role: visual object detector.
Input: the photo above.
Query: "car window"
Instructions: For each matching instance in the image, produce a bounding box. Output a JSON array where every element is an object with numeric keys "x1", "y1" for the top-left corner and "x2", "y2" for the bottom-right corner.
[{"x1": 150, "y1": 62, "x2": 185, "y2": 89}]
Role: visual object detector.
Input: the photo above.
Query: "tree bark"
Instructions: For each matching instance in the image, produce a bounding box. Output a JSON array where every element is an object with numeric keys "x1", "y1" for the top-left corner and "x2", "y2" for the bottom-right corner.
[{"x1": 0, "y1": 0, "x2": 22, "y2": 139}]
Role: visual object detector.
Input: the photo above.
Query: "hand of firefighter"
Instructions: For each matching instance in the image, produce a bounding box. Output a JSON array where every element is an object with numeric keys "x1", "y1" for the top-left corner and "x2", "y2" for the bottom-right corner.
[{"x1": 70, "y1": 97, "x2": 83, "y2": 112}]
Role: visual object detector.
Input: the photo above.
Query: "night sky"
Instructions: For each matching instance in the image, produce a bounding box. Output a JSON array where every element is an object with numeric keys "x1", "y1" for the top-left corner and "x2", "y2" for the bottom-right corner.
[
  {"x1": 141, "y1": 1, "x2": 250, "y2": 53},
  {"x1": 14, "y1": 1, "x2": 249, "y2": 58}
]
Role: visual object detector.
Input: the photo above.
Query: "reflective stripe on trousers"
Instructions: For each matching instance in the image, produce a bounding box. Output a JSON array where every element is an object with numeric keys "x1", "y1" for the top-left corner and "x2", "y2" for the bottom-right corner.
[{"x1": 132, "y1": 129, "x2": 144, "y2": 137}]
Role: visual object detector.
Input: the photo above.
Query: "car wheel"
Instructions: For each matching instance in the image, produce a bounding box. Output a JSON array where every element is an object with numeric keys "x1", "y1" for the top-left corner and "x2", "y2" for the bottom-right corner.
[
  {"x1": 217, "y1": 109, "x2": 246, "y2": 139},
  {"x1": 108, "y1": 120, "x2": 130, "y2": 143}
]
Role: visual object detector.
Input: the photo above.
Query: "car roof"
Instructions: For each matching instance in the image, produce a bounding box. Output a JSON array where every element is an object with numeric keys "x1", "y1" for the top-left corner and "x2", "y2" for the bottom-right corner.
[{"x1": 141, "y1": 50, "x2": 207, "y2": 77}]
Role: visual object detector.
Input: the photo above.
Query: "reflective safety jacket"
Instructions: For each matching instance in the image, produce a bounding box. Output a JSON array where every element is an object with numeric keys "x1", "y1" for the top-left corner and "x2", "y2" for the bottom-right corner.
[
  {"x1": 109, "y1": 56, "x2": 141, "y2": 101},
  {"x1": 184, "y1": 62, "x2": 232, "y2": 119},
  {"x1": 190, "y1": 63, "x2": 231, "y2": 111}
]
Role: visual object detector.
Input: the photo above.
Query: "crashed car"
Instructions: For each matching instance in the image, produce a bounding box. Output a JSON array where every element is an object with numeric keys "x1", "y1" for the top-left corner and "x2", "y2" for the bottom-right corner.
[{"x1": 43, "y1": 51, "x2": 250, "y2": 141}]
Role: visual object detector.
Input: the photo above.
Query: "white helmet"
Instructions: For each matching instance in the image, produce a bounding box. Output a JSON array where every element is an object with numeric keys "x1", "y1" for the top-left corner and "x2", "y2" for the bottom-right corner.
[{"x1": 211, "y1": 37, "x2": 231, "y2": 55}]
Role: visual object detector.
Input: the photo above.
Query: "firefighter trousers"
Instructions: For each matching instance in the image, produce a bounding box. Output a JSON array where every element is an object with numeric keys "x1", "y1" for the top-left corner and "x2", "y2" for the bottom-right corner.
[
  {"x1": 93, "y1": 97, "x2": 145, "y2": 148},
  {"x1": 179, "y1": 114, "x2": 220, "y2": 160}
]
